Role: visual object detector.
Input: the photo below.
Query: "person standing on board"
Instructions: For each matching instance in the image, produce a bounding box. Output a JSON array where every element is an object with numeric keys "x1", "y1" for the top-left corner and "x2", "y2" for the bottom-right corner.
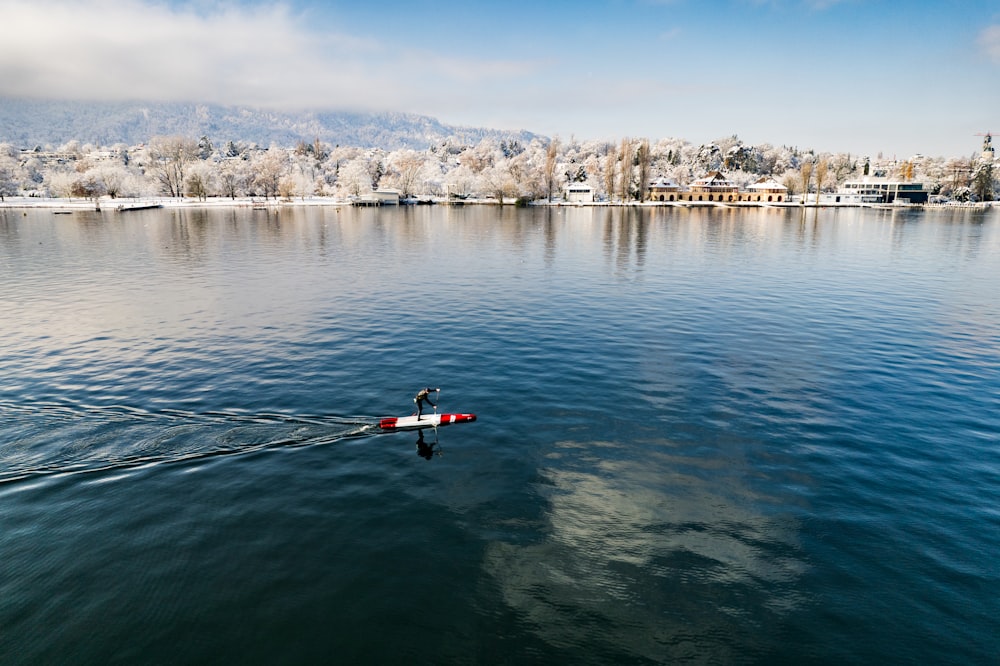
[{"x1": 414, "y1": 387, "x2": 439, "y2": 420}]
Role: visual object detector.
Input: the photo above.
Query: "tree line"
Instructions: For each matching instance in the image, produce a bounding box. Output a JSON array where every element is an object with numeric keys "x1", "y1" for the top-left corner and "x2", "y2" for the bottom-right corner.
[{"x1": 0, "y1": 133, "x2": 994, "y2": 203}]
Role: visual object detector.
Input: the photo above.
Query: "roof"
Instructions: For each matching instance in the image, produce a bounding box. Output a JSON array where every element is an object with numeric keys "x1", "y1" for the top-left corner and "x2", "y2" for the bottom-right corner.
[
  {"x1": 748, "y1": 177, "x2": 787, "y2": 191},
  {"x1": 689, "y1": 171, "x2": 737, "y2": 188},
  {"x1": 648, "y1": 177, "x2": 680, "y2": 189}
]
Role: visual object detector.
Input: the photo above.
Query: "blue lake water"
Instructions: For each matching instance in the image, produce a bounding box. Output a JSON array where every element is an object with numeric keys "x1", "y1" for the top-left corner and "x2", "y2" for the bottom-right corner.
[{"x1": 1, "y1": 204, "x2": 998, "y2": 664}]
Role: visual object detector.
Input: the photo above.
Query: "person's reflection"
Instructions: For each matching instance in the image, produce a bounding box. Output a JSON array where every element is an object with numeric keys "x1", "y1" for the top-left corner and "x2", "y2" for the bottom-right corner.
[{"x1": 416, "y1": 430, "x2": 439, "y2": 460}]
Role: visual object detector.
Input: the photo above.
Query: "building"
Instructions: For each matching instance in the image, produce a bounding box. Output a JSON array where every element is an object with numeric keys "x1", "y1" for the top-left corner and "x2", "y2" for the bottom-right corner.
[
  {"x1": 565, "y1": 183, "x2": 594, "y2": 203},
  {"x1": 354, "y1": 189, "x2": 400, "y2": 206},
  {"x1": 836, "y1": 178, "x2": 929, "y2": 204},
  {"x1": 647, "y1": 177, "x2": 681, "y2": 202},
  {"x1": 372, "y1": 189, "x2": 400, "y2": 205},
  {"x1": 681, "y1": 171, "x2": 739, "y2": 202},
  {"x1": 744, "y1": 177, "x2": 788, "y2": 203}
]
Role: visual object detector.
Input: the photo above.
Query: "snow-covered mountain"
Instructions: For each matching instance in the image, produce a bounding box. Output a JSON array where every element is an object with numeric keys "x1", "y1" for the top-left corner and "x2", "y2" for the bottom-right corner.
[{"x1": 0, "y1": 98, "x2": 538, "y2": 150}]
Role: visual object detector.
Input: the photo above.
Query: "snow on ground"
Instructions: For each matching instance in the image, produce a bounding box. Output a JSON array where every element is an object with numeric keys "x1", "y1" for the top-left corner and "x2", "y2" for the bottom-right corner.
[{"x1": 0, "y1": 196, "x2": 352, "y2": 209}]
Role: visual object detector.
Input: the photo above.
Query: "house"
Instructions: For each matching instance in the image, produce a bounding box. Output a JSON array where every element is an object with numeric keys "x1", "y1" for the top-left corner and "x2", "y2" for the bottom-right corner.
[
  {"x1": 647, "y1": 177, "x2": 681, "y2": 202},
  {"x1": 744, "y1": 177, "x2": 788, "y2": 203},
  {"x1": 565, "y1": 183, "x2": 594, "y2": 203},
  {"x1": 682, "y1": 171, "x2": 739, "y2": 202}
]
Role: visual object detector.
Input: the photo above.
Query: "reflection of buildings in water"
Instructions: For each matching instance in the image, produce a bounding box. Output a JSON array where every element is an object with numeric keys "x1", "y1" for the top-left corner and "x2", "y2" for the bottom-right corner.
[{"x1": 482, "y1": 454, "x2": 806, "y2": 661}]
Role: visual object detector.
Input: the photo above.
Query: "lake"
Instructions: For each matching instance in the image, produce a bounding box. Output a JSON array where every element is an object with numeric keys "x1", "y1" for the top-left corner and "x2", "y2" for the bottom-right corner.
[{"x1": 1, "y1": 204, "x2": 998, "y2": 664}]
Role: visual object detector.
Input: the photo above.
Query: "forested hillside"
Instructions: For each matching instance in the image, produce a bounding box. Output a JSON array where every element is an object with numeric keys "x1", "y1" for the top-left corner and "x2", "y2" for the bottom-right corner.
[{"x1": 0, "y1": 99, "x2": 535, "y2": 150}]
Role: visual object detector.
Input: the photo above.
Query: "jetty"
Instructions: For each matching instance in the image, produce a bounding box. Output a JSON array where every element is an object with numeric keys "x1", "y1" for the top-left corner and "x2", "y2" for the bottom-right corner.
[{"x1": 116, "y1": 203, "x2": 163, "y2": 212}]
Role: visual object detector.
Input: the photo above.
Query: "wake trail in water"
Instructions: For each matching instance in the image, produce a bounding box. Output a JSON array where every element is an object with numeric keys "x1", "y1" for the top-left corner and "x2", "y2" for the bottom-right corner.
[{"x1": 0, "y1": 400, "x2": 382, "y2": 486}]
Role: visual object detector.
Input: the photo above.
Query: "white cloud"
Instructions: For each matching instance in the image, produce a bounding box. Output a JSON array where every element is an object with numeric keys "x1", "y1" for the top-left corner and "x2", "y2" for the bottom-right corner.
[
  {"x1": 0, "y1": 0, "x2": 544, "y2": 114},
  {"x1": 803, "y1": 0, "x2": 851, "y2": 8},
  {"x1": 979, "y1": 25, "x2": 1000, "y2": 64},
  {"x1": 658, "y1": 27, "x2": 682, "y2": 41},
  {"x1": 738, "y1": 0, "x2": 854, "y2": 9}
]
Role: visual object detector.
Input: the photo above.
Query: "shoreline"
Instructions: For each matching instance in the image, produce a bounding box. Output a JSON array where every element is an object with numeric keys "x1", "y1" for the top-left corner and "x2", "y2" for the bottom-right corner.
[{"x1": 0, "y1": 196, "x2": 995, "y2": 212}]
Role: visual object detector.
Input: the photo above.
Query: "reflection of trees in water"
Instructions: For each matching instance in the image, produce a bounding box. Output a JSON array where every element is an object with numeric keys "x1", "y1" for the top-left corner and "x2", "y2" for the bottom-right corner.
[
  {"x1": 600, "y1": 207, "x2": 649, "y2": 278},
  {"x1": 482, "y1": 453, "x2": 806, "y2": 662}
]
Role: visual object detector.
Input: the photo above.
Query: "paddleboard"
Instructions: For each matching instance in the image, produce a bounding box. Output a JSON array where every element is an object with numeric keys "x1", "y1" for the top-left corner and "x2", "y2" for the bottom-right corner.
[{"x1": 379, "y1": 413, "x2": 476, "y2": 431}]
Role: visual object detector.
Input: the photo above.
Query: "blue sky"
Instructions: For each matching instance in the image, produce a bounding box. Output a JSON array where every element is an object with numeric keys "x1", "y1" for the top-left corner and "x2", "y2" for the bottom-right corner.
[{"x1": 4, "y1": 0, "x2": 999, "y2": 158}]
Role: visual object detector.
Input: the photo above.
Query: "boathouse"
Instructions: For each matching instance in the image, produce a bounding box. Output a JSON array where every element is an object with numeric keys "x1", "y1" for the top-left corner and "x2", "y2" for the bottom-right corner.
[
  {"x1": 565, "y1": 183, "x2": 594, "y2": 203},
  {"x1": 647, "y1": 177, "x2": 681, "y2": 202},
  {"x1": 682, "y1": 171, "x2": 739, "y2": 202},
  {"x1": 743, "y1": 177, "x2": 788, "y2": 203}
]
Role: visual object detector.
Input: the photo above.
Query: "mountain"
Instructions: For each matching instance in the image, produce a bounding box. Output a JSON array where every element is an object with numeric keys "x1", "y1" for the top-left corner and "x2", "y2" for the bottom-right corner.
[{"x1": 0, "y1": 98, "x2": 538, "y2": 150}]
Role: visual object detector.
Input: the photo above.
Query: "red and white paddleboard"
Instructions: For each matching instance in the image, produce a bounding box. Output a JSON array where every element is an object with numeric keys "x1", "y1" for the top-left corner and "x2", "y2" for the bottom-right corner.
[{"x1": 379, "y1": 413, "x2": 477, "y2": 431}]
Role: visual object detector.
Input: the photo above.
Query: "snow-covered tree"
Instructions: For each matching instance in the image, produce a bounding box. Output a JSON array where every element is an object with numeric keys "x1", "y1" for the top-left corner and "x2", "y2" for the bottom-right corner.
[
  {"x1": 479, "y1": 162, "x2": 518, "y2": 204},
  {"x1": 251, "y1": 149, "x2": 287, "y2": 199},
  {"x1": 337, "y1": 158, "x2": 374, "y2": 197},
  {"x1": 444, "y1": 164, "x2": 476, "y2": 199},
  {"x1": 147, "y1": 136, "x2": 199, "y2": 197},
  {"x1": 385, "y1": 149, "x2": 426, "y2": 197},
  {"x1": 70, "y1": 171, "x2": 106, "y2": 201},
  {"x1": 0, "y1": 158, "x2": 19, "y2": 200},
  {"x1": 543, "y1": 137, "x2": 560, "y2": 202},
  {"x1": 971, "y1": 162, "x2": 995, "y2": 202},
  {"x1": 185, "y1": 162, "x2": 216, "y2": 200},
  {"x1": 91, "y1": 165, "x2": 130, "y2": 198},
  {"x1": 636, "y1": 139, "x2": 651, "y2": 202},
  {"x1": 217, "y1": 160, "x2": 249, "y2": 199}
]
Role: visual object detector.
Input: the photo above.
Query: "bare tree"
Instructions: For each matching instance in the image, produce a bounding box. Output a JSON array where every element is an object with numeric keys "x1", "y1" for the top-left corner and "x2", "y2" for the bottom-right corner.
[
  {"x1": 799, "y1": 160, "x2": 813, "y2": 204},
  {"x1": 636, "y1": 138, "x2": 651, "y2": 202},
  {"x1": 781, "y1": 172, "x2": 799, "y2": 197},
  {"x1": 147, "y1": 136, "x2": 198, "y2": 197},
  {"x1": 544, "y1": 137, "x2": 560, "y2": 201},
  {"x1": 602, "y1": 143, "x2": 617, "y2": 201},
  {"x1": 70, "y1": 172, "x2": 106, "y2": 204},
  {"x1": 481, "y1": 162, "x2": 517, "y2": 205},
  {"x1": 619, "y1": 138, "x2": 633, "y2": 202},
  {"x1": 278, "y1": 175, "x2": 296, "y2": 200},
  {"x1": 185, "y1": 162, "x2": 215, "y2": 201},
  {"x1": 814, "y1": 159, "x2": 828, "y2": 204}
]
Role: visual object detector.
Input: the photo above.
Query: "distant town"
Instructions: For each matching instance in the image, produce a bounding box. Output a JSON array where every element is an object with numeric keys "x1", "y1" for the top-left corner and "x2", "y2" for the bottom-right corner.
[{"x1": 0, "y1": 131, "x2": 996, "y2": 209}]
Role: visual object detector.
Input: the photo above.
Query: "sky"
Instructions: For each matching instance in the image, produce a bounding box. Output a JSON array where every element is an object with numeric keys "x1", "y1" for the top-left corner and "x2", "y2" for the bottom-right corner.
[{"x1": 3, "y1": 0, "x2": 999, "y2": 158}]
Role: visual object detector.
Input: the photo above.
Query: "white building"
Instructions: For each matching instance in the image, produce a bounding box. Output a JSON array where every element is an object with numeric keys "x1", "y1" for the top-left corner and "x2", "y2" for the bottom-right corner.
[
  {"x1": 836, "y1": 178, "x2": 929, "y2": 204},
  {"x1": 372, "y1": 189, "x2": 400, "y2": 205},
  {"x1": 565, "y1": 183, "x2": 594, "y2": 203}
]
